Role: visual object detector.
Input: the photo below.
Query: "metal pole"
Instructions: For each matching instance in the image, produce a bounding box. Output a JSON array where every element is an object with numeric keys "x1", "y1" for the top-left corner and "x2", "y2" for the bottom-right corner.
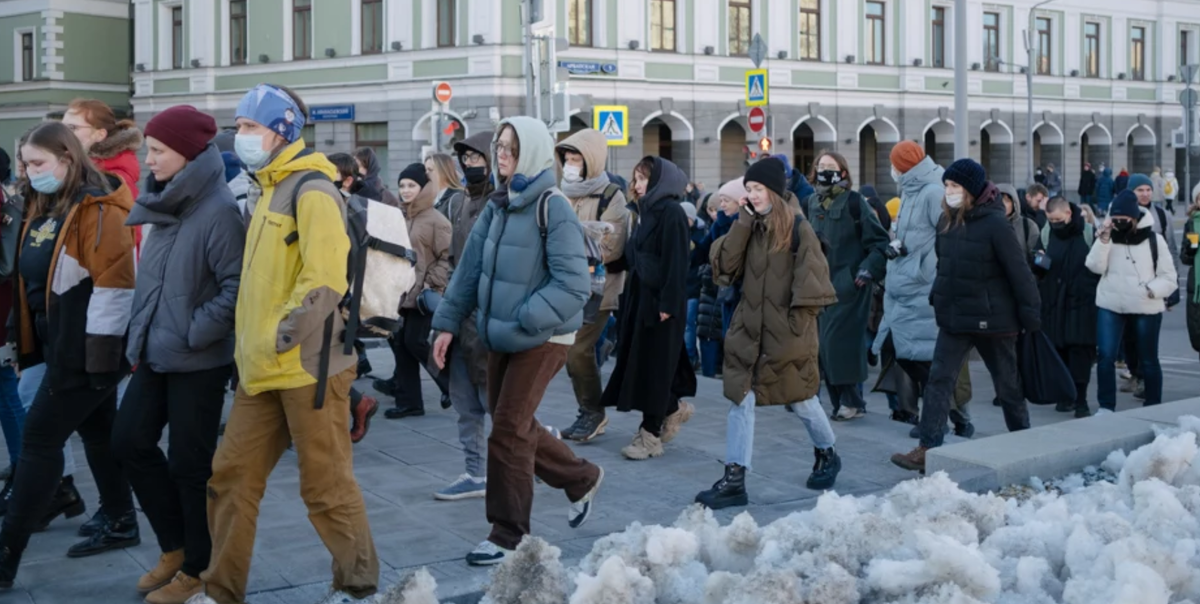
[
  {"x1": 521, "y1": 0, "x2": 535, "y2": 116},
  {"x1": 1188, "y1": 78, "x2": 1194, "y2": 207},
  {"x1": 953, "y1": 0, "x2": 968, "y2": 158},
  {"x1": 1026, "y1": 29, "x2": 1035, "y2": 186}
]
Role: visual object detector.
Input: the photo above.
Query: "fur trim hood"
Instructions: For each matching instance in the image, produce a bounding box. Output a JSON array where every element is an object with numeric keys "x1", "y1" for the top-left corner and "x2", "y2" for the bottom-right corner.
[{"x1": 90, "y1": 123, "x2": 144, "y2": 160}]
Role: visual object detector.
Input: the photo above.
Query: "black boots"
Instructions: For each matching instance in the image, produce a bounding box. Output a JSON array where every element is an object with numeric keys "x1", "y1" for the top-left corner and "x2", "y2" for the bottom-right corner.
[
  {"x1": 807, "y1": 447, "x2": 842, "y2": 490},
  {"x1": 695, "y1": 464, "x2": 748, "y2": 510},
  {"x1": 0, "y1": 479, "x2": 12, "y2": 517},
  {"x1": 66, "y1": 509, "x2": 139, "y2": 558},
  {"x1": 34, "y1": 476, "x2": 86, "y2": 531},
  {"x1": 0, "y1": 530, "x2": 29, "y2": 589}
]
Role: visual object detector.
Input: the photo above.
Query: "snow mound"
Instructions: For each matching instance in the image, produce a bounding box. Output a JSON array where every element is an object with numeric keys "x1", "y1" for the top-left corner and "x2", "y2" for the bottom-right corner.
[
  {"x1": 533, "y1": 417, "x2": 1200, "y2": 603},
  {"x1": 378, "y1": 568, "x2": 439, "y2": 604},
  {"x1": 483, "y1": 537, "x2": 569, "y2": 604}
]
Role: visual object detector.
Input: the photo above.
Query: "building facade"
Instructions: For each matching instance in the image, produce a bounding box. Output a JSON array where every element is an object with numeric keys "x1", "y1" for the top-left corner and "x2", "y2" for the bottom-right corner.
[
  {"x1": 0, "y1": 0, "x2": 131, "y2": 158},
  {"x1": 130, "y1": 0, "x2": 1200, "y2": 197}
]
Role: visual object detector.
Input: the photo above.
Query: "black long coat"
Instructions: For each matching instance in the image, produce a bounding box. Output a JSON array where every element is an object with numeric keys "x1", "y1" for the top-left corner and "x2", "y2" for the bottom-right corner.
[
  {"x1": 602, "y1": 157, "x2": 696, "y2": 415},
  {"x1": 1038, "y1": 204, "x2": 1099, "y2": 348}
]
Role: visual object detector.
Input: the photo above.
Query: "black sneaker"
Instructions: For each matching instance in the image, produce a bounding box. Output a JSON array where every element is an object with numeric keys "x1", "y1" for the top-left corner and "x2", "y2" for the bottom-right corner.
[
  {"x1": 34, "y1": 476, "x2": 86, "y2": 532},
  {"x1": 1055, "y1": 401, "x2": 1074, "y2": 413},
  {"x1": 0, "y1": 531, "x2": 30, "y2": 589},
  {"x1": 953, "y1": 422, "x2": 976, "y2": 438},
  {"x1": 806, "y1": 447, "x2": 841, "y2": 490},
  {"x1": 67, "y1": 510, "x2": 140, "y2": 558},
  {"x1": 1074, "y1": 406, "x2": 1093, "y2": 418},
  {"x1": 695, "y1": 464, "x2": 748, "y2": 510},
  {"x1": 440, "y1": 393, "x2": 452, "y2": 410},
  {"x1": 0, "y1": 479, "x2": 12, "y2": 517},
  {"x1": 384, "y1": 404, "x2": 424, "y2": 419},
  {"x1": 372, "y1": 378, "x2": 396, "y2": 397},
  {"x1": 564, "y1": 411, "x2": 608, "y2": 442}
]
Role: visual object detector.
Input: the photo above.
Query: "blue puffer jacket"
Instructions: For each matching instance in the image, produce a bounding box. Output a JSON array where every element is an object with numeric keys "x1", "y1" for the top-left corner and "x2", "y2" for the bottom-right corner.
[{"x1": 432, "y1": 117, "x2": 590, "y2": 353}]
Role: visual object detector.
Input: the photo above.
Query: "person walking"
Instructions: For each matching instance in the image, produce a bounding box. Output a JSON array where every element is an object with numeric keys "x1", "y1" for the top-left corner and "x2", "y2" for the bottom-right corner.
[
  {"x1": 431, "y1": 132, "x2": 494, "y2": 501},
  {"x1": 553, "y1": 129, "x2": 630, "y2": 443},
  {"x1": 426, "y1": 153, "x2": 466, "y2": 222},
  {"x1": 193, "y1": 84, "x2": 379, "y2": 604},
  {"x1": 892, "y1": 159, "x2": 1040, "y2": 473},
  {"x1": 1115, "y1": 168, "x2": 1130, "y2": 195},
  {"x1": 1151, "y1": 167, "x2": 1166, "y2": 206},
  {"x1": 1078, "y1": 163, "x2": 1097, "y2": 210},
  {"x1": 1165, "y1": 171, "x2": 1180, "y2": 214},
  {"x1": 1043, "y1": 163, "x2": 1062, "y2": 198},
  {"x1": 997, "y1": 184, "x2": 1043, "y2": 263},
  {"x1": 1095, "y1": 167, "x2": 1116, "y2": 216},
  {"x1": 1039, "y1": 198, "x2": 1100, "y2": 418},
  {"x1": 1087, "y1": 190, "x2": 1177, "y2": 412},
  {"x1": 803, "y1": 152, "x2": 889, "y2": 421},
  {"x1": 695, "y1": 158, "x2": 840, "y2": 509},
  {"x1": 600, "y1": 156, "x2": 697, "y2": 460},
  {"x1": 383, "y1": 163, "x2": 452, "y2": 419},
  {"x1": 1184, "y1": 183, "x2": 1200, "y2": 361},
  {"x1": 1129, "y1": 173, "x2": 1181, "y2": 270},
  {"x1": 111, "y1": 106, "x2": 243, "y2": 604},
  {"x1": 0, "y1": 121, "x2": 139, "y2": 587},
  {"x1": 429, "y1": 117, "x2": 603, "y2": 566},
  {"x1": 354, "y1": 146, "x2": 400, "y2": 207}
]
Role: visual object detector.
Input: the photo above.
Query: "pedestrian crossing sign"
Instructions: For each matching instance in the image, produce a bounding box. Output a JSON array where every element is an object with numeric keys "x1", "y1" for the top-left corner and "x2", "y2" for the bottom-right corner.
[
  {"x1": 745, "y1": 69, "x2": 768, "y2": 107},
  {"x1": 594, "y1": 105, "x2": 629, "y2": 146}
]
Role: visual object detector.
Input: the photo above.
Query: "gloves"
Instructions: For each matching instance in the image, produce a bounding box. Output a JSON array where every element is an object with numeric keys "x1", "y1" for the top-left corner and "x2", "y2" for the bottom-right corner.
[{"x1": 854, "y1": 269, "x2": 874, "y2": 288}]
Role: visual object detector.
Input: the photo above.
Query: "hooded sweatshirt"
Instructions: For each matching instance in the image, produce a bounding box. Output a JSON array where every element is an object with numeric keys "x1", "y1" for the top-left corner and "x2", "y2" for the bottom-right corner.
[
  {"x1": 431, "y1": 117, "x2": 590, "y2": 353},
  {"x1": 555, "y1": 128, "x2": 630, "y2": 312},
  {"x1": 358, "y1": 149, "x2": 401, "y2": 208},
  {"x1": 1086, "y1": 207, "x2": 1178, "y2": 315},
  {"x1": 401, "y1": 181, "x2": 452, "y2": 310},
  {"x1": 451, "y1": 131, "x2": 495, "y2": 267},
  {"x1": 235, "y1": 140, "x2": 355, "y2": 395}
]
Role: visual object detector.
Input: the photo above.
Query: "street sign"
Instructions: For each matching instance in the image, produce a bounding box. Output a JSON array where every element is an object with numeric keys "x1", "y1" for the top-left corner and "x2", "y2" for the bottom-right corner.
[
  {"x1": 434, "y1": 82, "x2": 453, "y2": 104},
  {"x1": 748, "y1": 107, "x2": 766, "y2": 133},
  {"x1": 593, "y1": 105, "x2": 629, "y2": 146},
  {"x1": 559, "y1": 61, "x2": 618, "y2": 75},
  {"x1": 1182, "y1": 89, "x2": 1198, "y2": 109},
  {"x1": 1183, "y1": 64, "x2": 1199, "y2": 85},
  {"x1": 748, "y1": 33, "x2": 768, "y2": 69},
  {"x1": 745, "y1": 69, "x2": 768, "y2": 107},
  {"x1": 309, "y1": 105, "x2": 355, "y2": 122}
]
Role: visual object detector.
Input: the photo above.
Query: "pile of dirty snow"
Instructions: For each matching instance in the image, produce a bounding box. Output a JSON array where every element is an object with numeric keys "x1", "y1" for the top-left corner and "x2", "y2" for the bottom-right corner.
[{"x1": 476, "y1": 416, "x2": 1200, "y2": 604}]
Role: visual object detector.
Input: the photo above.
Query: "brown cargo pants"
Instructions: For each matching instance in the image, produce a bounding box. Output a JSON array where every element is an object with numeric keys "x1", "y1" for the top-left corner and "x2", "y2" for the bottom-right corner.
[{"x1": 200, "y1": 367, "x2": 378, "y2": 604}]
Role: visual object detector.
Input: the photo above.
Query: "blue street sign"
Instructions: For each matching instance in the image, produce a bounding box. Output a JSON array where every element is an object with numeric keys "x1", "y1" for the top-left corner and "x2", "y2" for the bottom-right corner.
[
  {"x1": 745, "y1": 69, "x2": 768, "y2": 107},
  {"x1": 593, "y1": 105, "x2": 628, "y2": 146},
  {"x1": 558, "y1": 61, "x2": 618, "y2": 75},
  {"x1": 310, "y1": 105, "x2": 355, "y2": 121}
]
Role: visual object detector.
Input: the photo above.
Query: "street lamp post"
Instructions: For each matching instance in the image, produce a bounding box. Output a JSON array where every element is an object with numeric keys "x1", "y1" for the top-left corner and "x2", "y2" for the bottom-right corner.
[
  {"x1": 1024, "y1": 0, "x2": 1055, "y2": 186},
  {"x1": 953, "y1": 0, "x2": 968, "y2": 158}
]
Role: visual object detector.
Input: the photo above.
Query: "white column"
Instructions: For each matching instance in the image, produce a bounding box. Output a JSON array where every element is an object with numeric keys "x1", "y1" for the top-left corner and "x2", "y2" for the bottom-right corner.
[
  {"x1": 189, "y1": 0, "x2": 214, "y2": 67},
  {"x1": 618, "y1": 0, "x2": 646, "y2": 50},
  {"x1": 1111, "y1": 16, "x2": 1126, "y2": 77},
  {"x1": 219, "y1": 0, "x2": 229, "y2": 65},
  {"x1": 422, "y1": 0, "x2": 435, "y2": 49},
  {"x1": 40, "y1": 10, "x2": 63, "y2": 81},
  {"x1": 282, "y1": 0, "x2": 293, "y2": 61},
  {"x1": 1063, "y1": 12, "x2": 1079, "y2": 77},
  {"x1": 767, "y1": 0, "x2": 789, "y2": 58},
  {"x1": 693, "y1": 0, "x2": 718, "y2": 54},
  {"x1": 134, "y1": 0, "x2": 154, "y2": 69},
  {"x1": 351, "y1": 0, "x2": 362, "y2": 55}
]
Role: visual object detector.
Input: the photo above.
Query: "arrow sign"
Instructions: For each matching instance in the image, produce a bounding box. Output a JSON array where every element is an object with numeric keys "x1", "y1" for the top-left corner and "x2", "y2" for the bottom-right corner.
[
  {"x1": 748, "y1": 33, "x2": 768, "y2": 68},
  {"x1": 748, "y1": 107, "x2": 766, "y2": 133}
]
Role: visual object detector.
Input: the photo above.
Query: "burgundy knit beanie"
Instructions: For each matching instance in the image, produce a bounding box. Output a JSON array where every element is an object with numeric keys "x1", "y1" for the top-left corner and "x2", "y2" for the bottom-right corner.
[{"x1": 145, "y1": 105, "x2": 217, "y2": 161}]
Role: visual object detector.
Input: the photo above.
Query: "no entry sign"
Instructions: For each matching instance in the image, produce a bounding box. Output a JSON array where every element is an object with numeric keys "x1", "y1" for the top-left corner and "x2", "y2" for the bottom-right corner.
[
  {"x1": 434, "y1": 82, "x2": 453, "y2": 104},
  {"x1": 748, "y1": 107, "x2": 766, "y2": 133}
]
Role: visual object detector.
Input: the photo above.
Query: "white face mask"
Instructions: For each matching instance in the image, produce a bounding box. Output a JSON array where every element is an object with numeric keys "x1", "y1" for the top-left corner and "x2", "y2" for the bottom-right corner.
[
  {"x1": 562, "y1": 165, "x2": 583, "y2": 184},
  {"x1": 891, "y1": 167, "x2": 902, "y2": 182},
  {"x1": 945, "y1": 193, "x2": 964, "y2": 208}
]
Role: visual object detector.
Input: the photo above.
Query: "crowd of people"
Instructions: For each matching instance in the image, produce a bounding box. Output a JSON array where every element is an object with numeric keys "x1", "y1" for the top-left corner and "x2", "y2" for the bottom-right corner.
[{"x1": 0, "y1": 82, "x2": 1193, "y2": 604}]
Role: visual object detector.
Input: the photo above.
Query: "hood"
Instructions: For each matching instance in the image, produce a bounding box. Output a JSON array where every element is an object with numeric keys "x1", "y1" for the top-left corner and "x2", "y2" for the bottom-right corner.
[
  {"x1": 1193, "y1": 181, "x2": 1200, "y2": 204},
  {"x1": 995, "y1": 183, "x2": 1019, "y2": 208},
  {"x1": 253, "y1": 140, "x2": 339, "y2": 187},
  {"x1": 128, "y1": 144, "x2": 224, "y2": 225},
  {"x1": 898, "y1": 157, "x2": 944, "y2": 197},
  {"x1": 860, "y1": 185, "x2": 879, "y2": 201},
  {"x1": 493, "y1": 116, "x2": 556, "y2": 207},
  {"x1": 717, "y1": 177, "x2": 748, "y2": 206},
  {"x1": 405, "y1": 180, "x2": 437, "y2": 218},
  {"x1": 638, "y1": 156, "x2": 688, "y2": 210},
  {"x1": 220, "y1": 151, "x2": 244, "y2": 183},
  {"x1": 454, "y1": 130, "x2": 494, "y2": 166},
  {"x1": 90, "y1": 124, "x2": 144, "y2": 160},
  {"x1": 555, "y1": 129, "x2": 608, "y2": 179},
  {"x1": 359, "y1": 148, "x2": 383, "y2": 181},
  {"x1": 1166, "y1": 171, "x2": 1175, "y2": 179},
  {"x1": 1101, "y1": 168, "x2": 1113, "y2": 179},
  {"x1": 964, "y1": 182, "x2": 1002, "y2": 221},
  {"x1": 78, "y1": 178, "x2": 135, "y2": 213}
]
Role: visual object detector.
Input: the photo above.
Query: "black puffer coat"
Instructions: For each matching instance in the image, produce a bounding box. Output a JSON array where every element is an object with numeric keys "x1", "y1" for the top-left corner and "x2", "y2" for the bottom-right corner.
[
  {"x1": 696, "y1": 264, "x2": 723, "y2": 341},
  {"x1": 931, "y1": 182, "x2": 1041, "y2": 335},
  {"x1": 1038, "y1": 204, "x2": 1099, "y2": 347},
  {"x1": 1184, "y1": 213, "x2": 1200, "y2": 352}
]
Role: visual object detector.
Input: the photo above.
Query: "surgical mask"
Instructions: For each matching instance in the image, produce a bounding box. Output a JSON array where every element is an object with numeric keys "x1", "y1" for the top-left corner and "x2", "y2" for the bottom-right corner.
[
  {"x1": 463, "y1": 166, "x2": 488, "y2": 185},
  {"x1": 29, "y1": 169, "x2": 62, "y2": 194},
  {"x1": 235, "y1": 134, "x2": 270, "y2": 170},
  {"x1": 891, "y1": 167, "x2": 902, "y2": 182},
  {"x1": 815, "y1": 170, "x2": 840, "y2": 186},
  {"x1": 562, "y1": 165, "x2": 583, "y2": 184},
  {"x1": 945, "y1": 193, "x2": 964, "y2": 208}
]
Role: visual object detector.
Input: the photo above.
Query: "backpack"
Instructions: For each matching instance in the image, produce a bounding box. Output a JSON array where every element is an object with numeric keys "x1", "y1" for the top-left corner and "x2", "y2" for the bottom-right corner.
[
  {"x1": 1165, "y1": 180, "x2": 1176, "y2": 197},
  {"x1": 1039, "y1": 222, "x2": 1094, "y2": 249},
  {"x1": 1144, "y1": 229, "x2": 1183, "y2": 309},
  {"x1": 534, "y1": 188, "x2": 605, "y2": 324},
  {"x1": 285, "y1": 168, "x2": 418, "y2": 408}
]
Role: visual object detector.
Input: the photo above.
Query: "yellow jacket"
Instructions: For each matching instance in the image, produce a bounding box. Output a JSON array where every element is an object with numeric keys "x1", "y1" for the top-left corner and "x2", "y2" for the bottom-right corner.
[{"x1": 235, "y1": 140, "x2": 355, "y2": 395}]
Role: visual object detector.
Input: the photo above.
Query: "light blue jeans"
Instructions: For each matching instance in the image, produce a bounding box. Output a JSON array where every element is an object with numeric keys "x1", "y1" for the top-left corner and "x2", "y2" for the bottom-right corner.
[
  {"x1": 449, "y1": 347, "x2": 487, "y2": 478},
  {"x1": 726, "y1": 392, "x2": 836, "y2": 471},
  {"x1": 18, "y1": 364, "x2": 75, "y2": 476}
]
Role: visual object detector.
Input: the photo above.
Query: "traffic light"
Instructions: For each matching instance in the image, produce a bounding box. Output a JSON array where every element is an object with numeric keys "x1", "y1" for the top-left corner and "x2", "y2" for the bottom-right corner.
[{"x1": 758, "y1": 137, "x2": 772, "y2": 153}]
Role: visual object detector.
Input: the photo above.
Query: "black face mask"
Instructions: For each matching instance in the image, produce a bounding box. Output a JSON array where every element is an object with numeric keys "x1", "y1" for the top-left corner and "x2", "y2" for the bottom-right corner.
[
  {"x1": 815, "y1": 170, "x2": 840, "y2": 186},
  {"x1": 1049, "y1": 221, "x2": 1068, "y2": 231},
  {"x1": 1113, "y1": 220, "x2": 1135, "y2": 233},
  {"x1": 463, "y1": 166, "x2": 488, "y2": 185}
]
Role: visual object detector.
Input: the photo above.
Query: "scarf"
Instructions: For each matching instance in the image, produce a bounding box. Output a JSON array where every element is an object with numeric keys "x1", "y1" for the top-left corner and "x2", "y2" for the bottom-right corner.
[
  {"x1": 1111, "y1": 225, "x2": 1152, "y2": 246},
  {"x1": 561, "y1": 172, "x2": 611, "y2": 199},
  {"x1": 817, "y1": 184, "x2": 848, "y2": 209}
]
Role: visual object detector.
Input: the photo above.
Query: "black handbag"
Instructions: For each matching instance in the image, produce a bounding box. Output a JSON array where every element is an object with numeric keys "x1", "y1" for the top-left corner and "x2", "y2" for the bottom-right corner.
[{"x1": 1019, "y1": 330, "x2": 1078, "y2": 405}]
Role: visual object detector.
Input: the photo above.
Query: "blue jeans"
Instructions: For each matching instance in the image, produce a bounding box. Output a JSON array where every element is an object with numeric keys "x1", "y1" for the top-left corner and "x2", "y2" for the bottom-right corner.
[
  {"x1": 449, "y1": 347, "x2": 488, "y2": 477},
  {"x1": 684, "y1": 299, "x2": 700, "y2": 364},
  {"x1": 1097, "y1": 309, "x2": 1163, "y2": 409},
  {"x1": 699, "y1": 339, "x2": 722, "y2": 377},
  {"x1": 18, "y1": 363, "x2": 75, "y2": 476},
  {"x1": 0, "y1": 366, "x2": 23, "y2": 464},
  {"x1": 726, "y1": 392, "x2": 836, "y2": 470}
]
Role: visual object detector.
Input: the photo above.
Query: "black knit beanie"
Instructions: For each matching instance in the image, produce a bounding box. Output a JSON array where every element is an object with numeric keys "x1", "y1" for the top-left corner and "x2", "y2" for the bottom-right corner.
[
  {"x1": 744, "y1": 157, "x2": 787, "y2": 198},
  {"x1": 398, "y1": 163, "x2": 429, "y2": 189},
  {"x1": 943, "y1": 158, "x2": 988, "y2": 200}
]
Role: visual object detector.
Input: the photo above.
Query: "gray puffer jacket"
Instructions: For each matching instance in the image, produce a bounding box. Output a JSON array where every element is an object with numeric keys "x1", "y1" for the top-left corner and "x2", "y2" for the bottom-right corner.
[{"x1": 125, "y1": 144, "x2": 245, "y2": 372}]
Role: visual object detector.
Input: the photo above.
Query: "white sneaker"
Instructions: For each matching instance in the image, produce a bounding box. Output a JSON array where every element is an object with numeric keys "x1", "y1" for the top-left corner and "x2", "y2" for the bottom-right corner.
[
  {"x1": 185, "y1": 595, "x2": 219, "y2": 604},
  {"x1": 1096, "y1": 408, "x2": 1114, "y2": 416},
  {"x1": 568, "y1": 466, "x2": 604, "y2": 528},
  {"x1": 466, "y1": 540, "x2": 512, "y2": 566}
]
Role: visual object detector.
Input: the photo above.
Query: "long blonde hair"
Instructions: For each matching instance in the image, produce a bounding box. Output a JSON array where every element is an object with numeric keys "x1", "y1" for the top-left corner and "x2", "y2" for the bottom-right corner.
[
  {"x1": 425, "y1": 153, "x2": 464, "y2": 192},
  {"x1": 764, "y1": 190, "x2": 794, "y2": 253}
]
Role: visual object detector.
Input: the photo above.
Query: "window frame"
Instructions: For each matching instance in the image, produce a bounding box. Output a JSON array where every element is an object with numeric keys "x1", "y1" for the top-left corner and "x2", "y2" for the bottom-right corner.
[
  {"x1": 798, "y1": 0, "x2": 820, "y2": 61},
  {"x1": 361, "y1": 0, "x2": 383, "y2": 54},
  {"x1": 865, "y1": 1, "x2": 886, "y2": 65},
  {"x1": 436, "y1": 0, "x2": 455, "y2": 48},
  {"x1": 171, "y1": 5, "x2": 184, "y2": 69},
  {"x1": 728, "y1": 0, "x2": 752, "y2": 57},
  {"x1": 1130, "y1": 25, "x2": 1145, "y2": 81},
  {"x1": 1035, "y1": 16, "x2": 1052, "y2": 75},
  {"x1": 567, "y1": 0, "x2": 592, "y2": 48},
  {"x1": 650, "y1": 0, "x2": 677, "y2": 52},
  {"x1": 1182, "y1": 29, "x2": 1192, "y2": 70},
  {"x1": 930, "y1": 6, "x2": 946, "y2": 68},
  {"x1": 19, "y1": 31, "x2": 34, "y2": 81},
  {"x1": 1084, "y1": 22, "x2": 1100, "y2": 78},
  {"x1": 229, "y1": 0, "x2": 247, "y2": 65},
  {"x1": 293, "y1": 0, "x2": 312, "y2": 60},
  {"x1": 983, "y1": 11, "x2": 1000, "y2": 72}
]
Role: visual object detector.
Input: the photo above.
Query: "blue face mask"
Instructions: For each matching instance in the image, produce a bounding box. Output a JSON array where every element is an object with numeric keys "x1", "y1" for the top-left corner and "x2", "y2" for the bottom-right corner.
[
  {"x1": 234, "y1": 134, "x2": 270, "y2": 170},
  {"x1": 29, "y1": 169, "x2": 62, "y2": 194}
]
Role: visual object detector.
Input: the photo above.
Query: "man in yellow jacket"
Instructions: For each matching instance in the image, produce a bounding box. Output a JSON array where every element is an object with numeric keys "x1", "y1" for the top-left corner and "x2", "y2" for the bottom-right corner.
[{"x1": 193, "y1": 84, "x2": 378, "y2": 604}]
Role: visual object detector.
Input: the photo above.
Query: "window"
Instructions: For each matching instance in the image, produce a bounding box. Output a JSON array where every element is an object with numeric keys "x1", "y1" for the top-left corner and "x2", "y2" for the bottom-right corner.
[
  {"x1": 1084, "y1": 22, "x2": 1100, "y2": 78},
  {"x1": 293, "y1": 0, "x2": 312, "y2": 59},
  {"x1": 1183, "y1": 30, "x2": 1192, "y2": 69},
  {"x1": 1131, "y1": 26, "x2": 1145, "y2": 80},
  {"x1": 650, "y1": 0, "x2": 676, "y2": 51},
  {"x1": 1036, "y1": 17, "x2": 1052, "y2": 75},
  {"x1": 171, "y1": 6, "x2": 183, "y2": 69},
  {"x1": 356, "y1": 123, "x2": 389, "y2": 182},
  {"x1": 20, "y1": 32, "x2": 33, "y2": 81},
  {"x1": 930, "y1": 7, "x2": 945, "y2": 68},
  {"x1": 362, "y1": 0, "x2": 383, "y2": 54},
  {"x1": 437, "y1": 0, "x2": 455, "y2": 47},
  {"x1": 799, "y1": 0, "x2": 820, "y2": 61},
  {"x1": 866, "y1": 1, "x2": 886, "y2": 65},
  {"x1": 728, "y1": 1, "x2": 751, "y2": 56},
  {"x1": 230, "y1": 0, "x2": 247, "y2": 65},
  {"x1": 567, "y1": 0, "x2": 591, "y2": 47},
  {"x1": 983, "y1": 12, "x2": 1000, "y2": 71}
]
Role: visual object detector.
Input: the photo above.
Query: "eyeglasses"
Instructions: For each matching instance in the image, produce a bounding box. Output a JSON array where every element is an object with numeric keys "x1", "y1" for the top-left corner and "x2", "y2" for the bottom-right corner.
[
  {"x1": 495, "y1": 142, "x2": 516, "y2": 158},
  {"x1": 461, "y1": 151, "x2": 485, "y2": 164}
]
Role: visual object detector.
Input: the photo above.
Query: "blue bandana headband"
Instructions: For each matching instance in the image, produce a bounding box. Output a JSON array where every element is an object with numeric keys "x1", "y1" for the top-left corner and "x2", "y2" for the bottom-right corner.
[{"x1": 235, "y1": 84, "x2": 305, "y2": 143}]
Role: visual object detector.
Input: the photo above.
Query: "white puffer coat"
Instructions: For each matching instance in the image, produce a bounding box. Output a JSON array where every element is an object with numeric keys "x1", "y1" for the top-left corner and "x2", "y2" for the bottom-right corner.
[{"x1": 1086, "y1": 208, "x2": 1178, "y2": 315}]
